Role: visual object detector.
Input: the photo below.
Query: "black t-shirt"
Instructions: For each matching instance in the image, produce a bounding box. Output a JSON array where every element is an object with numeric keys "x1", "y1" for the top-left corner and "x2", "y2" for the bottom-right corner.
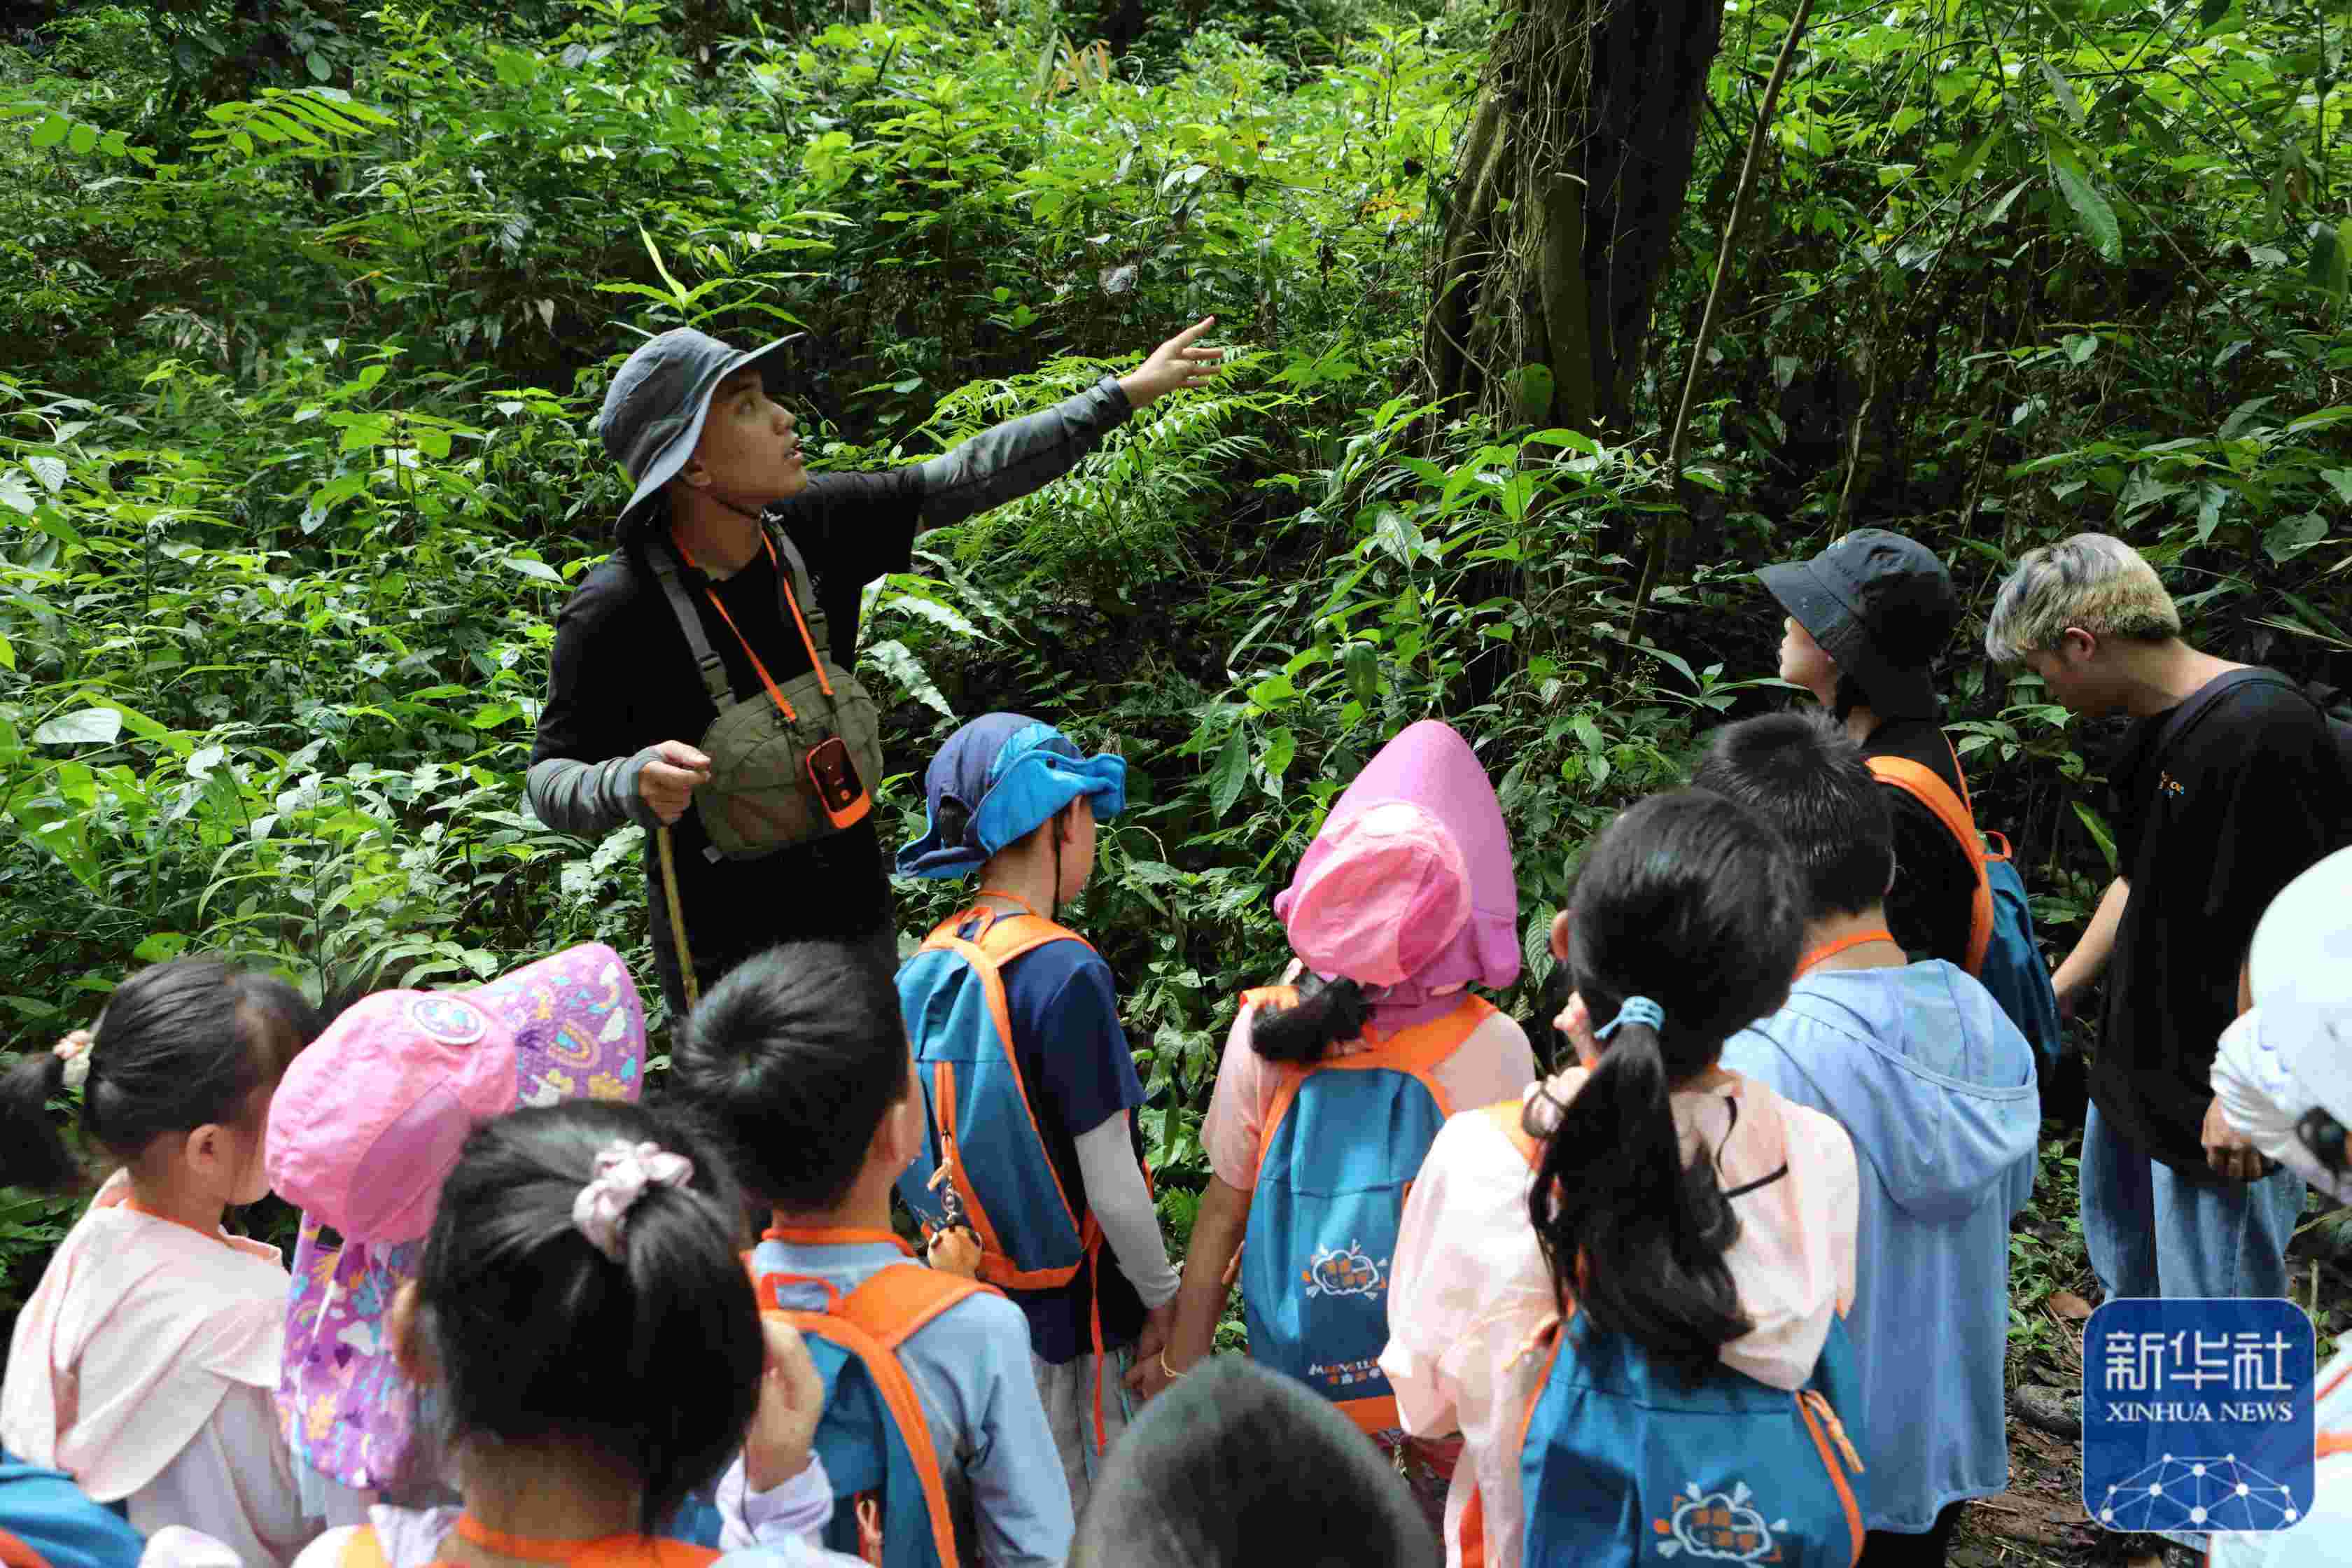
[
  {"x1": 2095, "y1": 669, "x2": 2352, "y2": 1175},
  {"x1": 531, "y1": 472, "x2": 925, "y2": 976},
  {"x1": 1863, "y1": 717, "x2": 1979, "y2": 969}
]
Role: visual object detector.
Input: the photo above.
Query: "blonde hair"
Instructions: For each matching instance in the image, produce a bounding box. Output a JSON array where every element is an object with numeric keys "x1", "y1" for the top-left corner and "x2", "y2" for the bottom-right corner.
[{"x1": 1983, "y1": 533, "x2": 2182, "y2": 663}]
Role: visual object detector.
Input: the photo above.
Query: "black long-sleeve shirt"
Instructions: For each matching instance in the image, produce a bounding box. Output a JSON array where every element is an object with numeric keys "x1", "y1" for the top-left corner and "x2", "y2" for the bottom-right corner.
[{"x1": 526, "y1": 376, "x2": 1134, "y2": 993}]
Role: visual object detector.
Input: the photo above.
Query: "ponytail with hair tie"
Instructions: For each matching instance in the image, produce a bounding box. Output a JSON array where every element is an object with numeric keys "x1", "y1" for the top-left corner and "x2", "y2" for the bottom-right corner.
[
  {"x1": 50, "y1": 1030, "x2": 94, "y2": 1090},
  {"x1": 570, "y1": 1140, "x2": 696, "y2": 1262},
  {"x1": 1247, "y1": 974, "x2": 1369, "y2": 1065},
  {"x1": 1595, "y1": 997, "x2": 1665, "y2": 1041},
  {"x1": 1522, "y1": 791, "x2": 1805, "y2": 1384}
]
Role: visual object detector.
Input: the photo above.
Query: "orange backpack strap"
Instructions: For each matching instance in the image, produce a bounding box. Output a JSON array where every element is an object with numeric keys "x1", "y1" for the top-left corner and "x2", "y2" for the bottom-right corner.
[
  {"x1": 1457, "y1": 1490, "x2": 1487, "y2": 1568},
  {"x1": 835, "y1": 1261, "x2": 1004, "y2": 1348},
  {"x1": 338, "y1": 1527, "x2": 390, "y2": 1568},
  {"x1": 779, "y1": 1266, "x2": 998, "y2": 1568},
  {"x1": 1251, "y1": 996, "x2": 1493, "y2": 1180},
  {"x1": 916, "y1": 911, "x2": 1098, "y2": 1278},
  {"x1": 1864, "y1": 755, "x2": 1994, "y2": 976}
]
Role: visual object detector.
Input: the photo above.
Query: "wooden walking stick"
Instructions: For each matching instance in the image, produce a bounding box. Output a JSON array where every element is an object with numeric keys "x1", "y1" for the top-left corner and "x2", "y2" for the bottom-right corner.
[{"x1": 657, "y1": 822, "x2": 699, "y2": 1013}]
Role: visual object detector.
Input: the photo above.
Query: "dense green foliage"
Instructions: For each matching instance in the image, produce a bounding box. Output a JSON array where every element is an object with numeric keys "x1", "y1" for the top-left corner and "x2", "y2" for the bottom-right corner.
[{"x1": 1, "y1": 0, "x2": 2346, "y2": 1401}]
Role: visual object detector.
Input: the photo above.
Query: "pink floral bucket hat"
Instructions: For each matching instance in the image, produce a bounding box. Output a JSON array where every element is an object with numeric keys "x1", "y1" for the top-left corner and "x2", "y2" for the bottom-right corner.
[{"x1": 263, "y1": 943, "x2": 648, "y2": 1490}]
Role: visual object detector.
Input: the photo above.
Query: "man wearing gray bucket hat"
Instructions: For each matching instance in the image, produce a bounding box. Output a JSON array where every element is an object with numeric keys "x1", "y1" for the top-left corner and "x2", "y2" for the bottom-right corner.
[{"x1": 527, "y1": 318, "x2": 1222, "y2": 1016}]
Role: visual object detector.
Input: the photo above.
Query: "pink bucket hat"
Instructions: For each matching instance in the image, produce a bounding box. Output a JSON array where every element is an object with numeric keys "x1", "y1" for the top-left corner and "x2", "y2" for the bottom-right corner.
[
  {"x1": 1275, "y1": 720, "x2": 1520, "y2": 1007},
  {"x1": 265, "y1": 942, "x2": 647, "y2": 1490},
  {"x1": 1282, "y1": 799, "x2": 1473, "y2": 988}
]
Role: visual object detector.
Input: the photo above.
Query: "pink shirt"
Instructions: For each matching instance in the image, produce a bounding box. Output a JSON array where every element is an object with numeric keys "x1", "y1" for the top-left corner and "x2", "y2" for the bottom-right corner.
[
  {"x1": 1200, "y1": 988, "x2": 1538, "y2": 1191},
  {"x1": 1380, "y1": 1069, "x2": 1859, "y2": 1568}
]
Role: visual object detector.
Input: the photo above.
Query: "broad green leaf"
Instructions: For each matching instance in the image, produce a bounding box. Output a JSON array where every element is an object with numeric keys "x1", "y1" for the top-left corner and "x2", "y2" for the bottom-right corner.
[
  {"x1": 2045, "y1": 140, "x2": 2122, "y2": 262},
  {"x1": 133, "y1": 932, "x2": 190, "y2": 962},
  {"x1": 1261, "y1": 726, "x2": 1297, "y2": 782},
  {"x1": 2197, "y1": 0, "x2": 2232, "y2": 28},
  {"x1": 33, "y1": 708, "x2": 122, "y2": 747},
  {"x1": 2040, "y1": 64, "x2": 2085, "y2": 127},
  {"x1": 66, "y1": 122, "x2": 97, "y2": 156},
  {"x1": 1527, "y1": 426, "x2": 1600, "y2": 456},
  {"x1": 1345, "y1": 642, "x2": 1380, "y2": 703},
  {"x1": 29, "y1": 115, "x2": 68, "y2": 149},
  {"x1": 2264, "y1": 513, "x2": 2328, "y2": 562},
  {"x1": 0, "y1": 634, "x2": 10, "y2": 671},
  {"x1": 1207, "y1": 725, "x2": 1250, "y2": 820},
  {"x1": 505, "y1": 556, "x2": 563, "y2": 584}
]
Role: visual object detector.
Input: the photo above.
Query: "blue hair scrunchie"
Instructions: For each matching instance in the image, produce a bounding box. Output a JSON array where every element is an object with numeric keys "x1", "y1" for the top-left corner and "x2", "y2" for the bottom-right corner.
[{"x1": 1595, "y1": 995, "x2": 1667, "y2": 1040}]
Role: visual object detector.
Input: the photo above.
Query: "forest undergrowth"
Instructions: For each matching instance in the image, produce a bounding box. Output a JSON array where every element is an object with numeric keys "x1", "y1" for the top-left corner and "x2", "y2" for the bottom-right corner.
[{"x1": 1, "y1": 1, "x2": 2348, "y2": 1553}]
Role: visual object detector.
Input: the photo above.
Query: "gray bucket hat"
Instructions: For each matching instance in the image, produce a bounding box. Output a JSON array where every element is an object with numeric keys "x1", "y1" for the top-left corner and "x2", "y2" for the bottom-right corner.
[
  {"x1": 1758, "y1": 529, "x2": 1961, "y2": 720},
  {"x1": 596, "y1": 327, "x2": 803, "y2": 537}
]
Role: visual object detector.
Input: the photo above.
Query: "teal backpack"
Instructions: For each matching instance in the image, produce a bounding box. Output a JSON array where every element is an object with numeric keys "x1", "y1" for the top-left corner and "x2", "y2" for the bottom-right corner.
[{"x1": 751, "y1": 1245, "x2": 997, "y2": 1568}]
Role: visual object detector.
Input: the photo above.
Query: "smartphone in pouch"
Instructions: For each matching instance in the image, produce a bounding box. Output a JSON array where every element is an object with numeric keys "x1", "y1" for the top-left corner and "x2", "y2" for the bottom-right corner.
[{"x1": 806, "y1": 734, "x2": 872, "y2": 830}]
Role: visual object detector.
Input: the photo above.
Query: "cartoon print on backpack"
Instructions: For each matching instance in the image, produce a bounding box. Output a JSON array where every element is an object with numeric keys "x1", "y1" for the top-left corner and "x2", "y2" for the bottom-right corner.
[
  {"x1": 1654, "y1": 1480, "x2": 1794, "y2": 1564},
  {"x1": 1302, "y1": 1240, "x2": 1387, "y2": 1301}
]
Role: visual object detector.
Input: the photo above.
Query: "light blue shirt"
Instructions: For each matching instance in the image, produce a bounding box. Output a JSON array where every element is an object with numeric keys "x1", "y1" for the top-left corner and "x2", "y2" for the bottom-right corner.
[
  {"x1": 750, "y1": 1236, "x2": 1072, "y2": 1568},
  {"x1": 1723, "y1": 962, "x2": 2039, "y2": 1532}
]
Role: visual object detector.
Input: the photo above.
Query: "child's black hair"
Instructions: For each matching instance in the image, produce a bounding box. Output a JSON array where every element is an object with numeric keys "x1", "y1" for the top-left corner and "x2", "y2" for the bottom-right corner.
[
  {"x1": 1068, "y1": 1356, "x2": 1438, "y2": 1568},
  {"x1": 1690, "y1": 710, "x2": 1893, "y2": 921},
  {"x1": 670, "y1": 938, "x2": 909, "y2": 1213},
  {"x1": 410, "y1": 1100, "x2": 761, "y2": 1535},
  {"x1": 0, "y1": 957, "x2": 321, "y2": 1191},
  {"x1": 1528, "y1": 790, "x2": 1805, "y2": 1382},
  {"x1": 1246, "y1": 973, "x2": 1369, "y2": 1065}
]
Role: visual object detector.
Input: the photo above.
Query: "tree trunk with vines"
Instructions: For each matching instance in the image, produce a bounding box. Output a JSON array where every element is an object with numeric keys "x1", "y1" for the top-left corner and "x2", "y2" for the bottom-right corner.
[{"x1": 1422, "y1": 0, "x2": 1728, "y2": 438}]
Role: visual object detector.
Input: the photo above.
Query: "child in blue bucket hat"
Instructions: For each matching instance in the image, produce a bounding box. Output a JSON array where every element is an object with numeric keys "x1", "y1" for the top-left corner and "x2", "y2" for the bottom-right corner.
[{"x1": 893, "y1": 713, "x2": 1178, "y2": 1513}]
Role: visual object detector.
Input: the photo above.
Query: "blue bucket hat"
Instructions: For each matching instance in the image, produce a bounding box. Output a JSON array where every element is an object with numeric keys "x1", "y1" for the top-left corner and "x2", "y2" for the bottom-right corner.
[{"x1": 897, "y1": 713, "x2": 1126, "y2": 881}]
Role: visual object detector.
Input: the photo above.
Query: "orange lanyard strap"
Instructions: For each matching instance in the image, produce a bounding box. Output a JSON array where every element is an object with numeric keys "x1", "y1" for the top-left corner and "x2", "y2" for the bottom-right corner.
[
  {"x1": 448, "y1": 1517, "x2": 643, "y2": 1563},
  {"x1": 669, "y1": 530, "x2": 836, "y2": 720},
  {"x1": 761, "y1": 1224, "x2": 915, "y2": 1254},
  {"x1": 1798, "y1": 929, "x2": 1898, "y2": 976}
]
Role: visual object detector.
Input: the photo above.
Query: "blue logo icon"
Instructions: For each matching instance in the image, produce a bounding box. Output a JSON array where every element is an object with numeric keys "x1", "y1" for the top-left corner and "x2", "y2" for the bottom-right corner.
[{"x1": 2083, "y1": 1298, "x2": 2315, "y2": 1533}]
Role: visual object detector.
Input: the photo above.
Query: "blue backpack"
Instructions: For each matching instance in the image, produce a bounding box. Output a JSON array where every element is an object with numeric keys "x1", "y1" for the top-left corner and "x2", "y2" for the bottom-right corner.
[
  {"x1": 1517, "y1": 1309, "x2": 1872, "y2": 1568},
  {"x1": 751, "y1": 1244, "x2": 997, "y2": 1568},
  {"x1": 1238, "y1": 990, "x2": 1489, "y2": 1434},
  {"x1": 894, "y1": 902, "x2": 1142, "y2": 1455},
  {"x1": 1868, "y1": 751, "x2": 2064, "y2": 1077},
  {"x1": 0, "y1": 1452, "x2": 144, "y2": 1568}
]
